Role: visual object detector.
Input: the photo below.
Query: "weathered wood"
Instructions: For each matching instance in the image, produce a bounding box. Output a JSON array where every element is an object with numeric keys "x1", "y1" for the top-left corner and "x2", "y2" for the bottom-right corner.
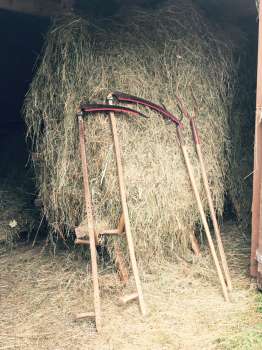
[
  {"x1": 78, "y1": 116, "x2": 101, "y2": 332},
  {"x1": 100, "y1": 229, "x2": 124, "y2": 235},
  {"x1": 75, "y1": 238, "x2": 90, "y2": 245},
  {"x1": 251, "y1": 1, "x2": 262, "y2": 278},
  {"x1": 108, "y1": 95, "x2": 146, "y2": 315},
  {"x1": 195, "y1": 142, "x2": 232, "y2": 291},
  {"x1": 119, "y1": 293, "x2": 139, "y2": 305},
  {"x1": 74, "y1": 312, "x2": 95, "y2": 321},
  {"x1": 0, "y1": 0, "x2": 74, "y2": 17},
  {"x1": 177, "y1": 128, "x2": 230, "y2": 302}
]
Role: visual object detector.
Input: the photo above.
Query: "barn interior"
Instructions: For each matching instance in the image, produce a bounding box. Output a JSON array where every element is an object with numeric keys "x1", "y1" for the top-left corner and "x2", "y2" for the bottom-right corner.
[
  {"x1": 0, "y1": 0, "x2": 258, "y2": 243},
  {"x1": 0, "y1": 1, "x2": 262, "y2": 348}
]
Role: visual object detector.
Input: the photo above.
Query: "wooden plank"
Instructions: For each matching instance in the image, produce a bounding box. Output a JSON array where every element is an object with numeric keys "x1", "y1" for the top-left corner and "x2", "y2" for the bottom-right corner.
[
  {"x1": 74, "y1": 312, "x2": 95, "y2": 321},
  {"x1": 195, "y1": 142, "x2": 232, "y2": 291},
  {"x1": 251, "y1": 2, "x2": 262, "y2": 277}
]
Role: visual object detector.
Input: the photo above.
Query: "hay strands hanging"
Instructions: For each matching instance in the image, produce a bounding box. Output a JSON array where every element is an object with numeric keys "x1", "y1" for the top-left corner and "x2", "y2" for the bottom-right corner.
[
  {"x1": 175, "y1": 92, "x2": 232, "y2": 292},
  {"x1": 74, "y1": 102, "x2": 147, "y2": 332},
  {"x1": 112, "y1": 91, "x2": 230, "y2": 302}
]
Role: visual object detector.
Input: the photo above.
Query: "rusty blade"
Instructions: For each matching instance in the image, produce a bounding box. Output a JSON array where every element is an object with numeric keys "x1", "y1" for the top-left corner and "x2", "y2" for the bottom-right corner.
[
  {"x1": 80, "y1": 103, "x2": 148, "y2": 119},
  {"x1": 112, "y1": 91, "x2": 182, "y2": 127}
]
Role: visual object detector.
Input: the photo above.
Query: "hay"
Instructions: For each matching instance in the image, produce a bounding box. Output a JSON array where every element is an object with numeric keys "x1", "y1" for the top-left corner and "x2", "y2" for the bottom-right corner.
[
  {"x1": 24, "y1": 1, "x2": 237, "y2": 265},
  {"x1": 0, "y1": 223, "x2": 259, "y2": 350},
  {"x1": 227, "y1": 36, "x2": 256, "y2": 231},
  {"x1": 0, "y1": 183, "x2": 36, "y2": 244}
]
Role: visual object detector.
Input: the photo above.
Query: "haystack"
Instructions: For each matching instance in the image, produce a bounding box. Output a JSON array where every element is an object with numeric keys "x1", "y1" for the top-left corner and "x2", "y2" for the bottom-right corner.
[{"x1": 24, "y1": 1, "x2": 238, "y2": 265}]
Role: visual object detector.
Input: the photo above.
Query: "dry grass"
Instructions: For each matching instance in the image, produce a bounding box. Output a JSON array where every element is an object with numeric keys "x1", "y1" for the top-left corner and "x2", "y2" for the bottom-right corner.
[
  {"x1": 0, "y1": 222, "x2": 260, "y2": 350},
  {"x1": 0, "y1": 183, "x2": 36, "y2": 244},
  {"x1": 23, "y1": 0, "x2": 240, "y2": 265}
]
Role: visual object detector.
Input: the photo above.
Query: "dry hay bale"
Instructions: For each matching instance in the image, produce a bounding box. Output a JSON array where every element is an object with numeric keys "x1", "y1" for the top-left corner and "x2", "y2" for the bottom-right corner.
[{"x1": 24, "y1": 1, "x2": 237, "y2": 265}]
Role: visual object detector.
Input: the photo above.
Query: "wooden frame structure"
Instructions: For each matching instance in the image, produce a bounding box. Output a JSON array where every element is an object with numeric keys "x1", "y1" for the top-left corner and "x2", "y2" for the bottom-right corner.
[{"x1": 74, "y1": 99, "x2": 146, "y2": 331}]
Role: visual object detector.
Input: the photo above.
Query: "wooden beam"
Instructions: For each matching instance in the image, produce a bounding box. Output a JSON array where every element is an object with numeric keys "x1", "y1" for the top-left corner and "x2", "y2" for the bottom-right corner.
[
  {"x1": 251, "y1": 2, "x2": 262, "y2": 277},
  {"x1": 0, "y1": 0, "x2": 74, "y2": 17}
]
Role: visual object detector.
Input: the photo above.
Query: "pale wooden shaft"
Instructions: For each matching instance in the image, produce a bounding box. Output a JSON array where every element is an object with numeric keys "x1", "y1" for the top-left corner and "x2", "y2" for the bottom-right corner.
[
  {"x1": 119, "y1": 293, "x2": 139, "y2": 305},
  {"x1": 75, "y1": 238, "x2": 90, "y2": 245},
  {"x1": 75, "y1": 312, "x2": 95, "y2": 320},
  {"x1": 108, "y1": 100, "x2": 146, "y2": 315},
  {"x1": 177, "y1": 129, "x2": 229, "y2": 301},
  {"x1": 196, "y1": 143, "x2": 232, "y2": 291},
  {"x1": 78, "y1": 116, "x2": 101, "y2": 332},
  {"x1": 100, "y1": 229, "x2": 123, "y2": 235}
]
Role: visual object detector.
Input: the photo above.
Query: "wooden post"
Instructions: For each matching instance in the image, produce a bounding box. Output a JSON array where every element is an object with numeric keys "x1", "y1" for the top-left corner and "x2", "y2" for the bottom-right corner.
[
  {"x1": 251, "y1": 1, "x2": 262, "y2": 278},
  {"x1": 78, "y1": 116, "x2": 101, "y2": 332},
  {"x1": 107, "y1": 95, "x2": 146, "y2": 315}
]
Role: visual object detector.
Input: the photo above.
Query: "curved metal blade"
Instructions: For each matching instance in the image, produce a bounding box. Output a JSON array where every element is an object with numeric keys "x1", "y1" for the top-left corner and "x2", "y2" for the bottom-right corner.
[
  {"x1": 80, "y1": 103, "x2": 148, "y2": 119},
  {"x1": 112, "y1": 91, "x2": 182, "y2": 127}
]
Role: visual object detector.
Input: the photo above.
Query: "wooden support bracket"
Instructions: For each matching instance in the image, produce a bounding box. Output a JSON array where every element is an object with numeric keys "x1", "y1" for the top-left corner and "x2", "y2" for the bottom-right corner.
[
  {"x1": 75, "y1": 238, "x2": 90, "y2": 245},
  {"x1": 119, "y1": 293, "x2": 139, "y2": 305},
  {"x1": 75, "y1": 312, "x2": 95, "y2": 321}
]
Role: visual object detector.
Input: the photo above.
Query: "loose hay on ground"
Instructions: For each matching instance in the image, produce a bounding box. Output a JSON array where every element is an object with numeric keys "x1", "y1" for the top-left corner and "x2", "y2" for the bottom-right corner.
[
  {"x1": 0, "y1": 184, "x2": 36, "y2": 244},
  {"x1": 0, "y1": 223, "x2": 260, "y2": 350}
]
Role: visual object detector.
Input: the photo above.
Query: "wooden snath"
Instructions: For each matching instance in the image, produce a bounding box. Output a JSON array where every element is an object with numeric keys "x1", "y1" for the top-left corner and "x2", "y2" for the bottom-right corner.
[
  {"x1": 74, "y1": 100, "x2": 146, "y2": 331},
  {"x1": 112, "y1": 91, "x2": 231, "y2": 301},
  {"x1": 176, "y1": 93, "x2": 232, "y2": 292}
]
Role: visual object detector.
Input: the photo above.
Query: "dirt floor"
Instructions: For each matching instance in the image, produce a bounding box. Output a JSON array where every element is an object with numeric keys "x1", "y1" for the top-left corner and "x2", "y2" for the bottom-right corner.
[{"x1": 0, "y1": 222, "x2": 261, "y2": 350}]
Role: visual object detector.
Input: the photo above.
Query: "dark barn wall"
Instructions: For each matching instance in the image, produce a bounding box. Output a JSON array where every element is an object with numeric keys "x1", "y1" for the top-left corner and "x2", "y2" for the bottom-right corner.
[
  {"x1": 0, "y1": 10, "x2": 49, "y2": 126},
  {"x1": 0, "y1": 10, "x2": 49, "y2": 184},
  {"x1": 0, "y1": 0, "x2": 258, "y2": 195}
]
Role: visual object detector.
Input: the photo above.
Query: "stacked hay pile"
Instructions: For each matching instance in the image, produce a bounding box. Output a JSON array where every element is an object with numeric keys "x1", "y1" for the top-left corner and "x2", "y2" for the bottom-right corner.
[{"x1": 24, "y1": 0, "x2": 237, "y2": 265}]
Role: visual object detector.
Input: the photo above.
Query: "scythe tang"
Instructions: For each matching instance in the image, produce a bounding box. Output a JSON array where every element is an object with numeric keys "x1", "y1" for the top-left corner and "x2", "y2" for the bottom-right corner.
[{"x1": 112, "y1": 91, "x2": 182, "y2": 127}]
